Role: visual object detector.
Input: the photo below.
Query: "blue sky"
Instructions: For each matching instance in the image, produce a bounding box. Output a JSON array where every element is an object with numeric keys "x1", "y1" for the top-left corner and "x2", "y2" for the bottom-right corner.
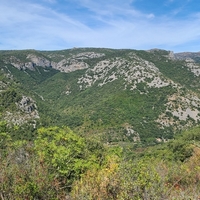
[{"x1": 0, "y1": 0, "x2": 200, "y2": 52}]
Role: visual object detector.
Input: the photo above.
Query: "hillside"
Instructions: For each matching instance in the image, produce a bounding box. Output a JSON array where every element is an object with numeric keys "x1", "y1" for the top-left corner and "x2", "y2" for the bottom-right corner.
[
  {"x1": 1, "y1": 48, "x2": 200, "y2": 199},
  {"x1": 0, "y1": 48, "x2": 200, "y2": 144}
]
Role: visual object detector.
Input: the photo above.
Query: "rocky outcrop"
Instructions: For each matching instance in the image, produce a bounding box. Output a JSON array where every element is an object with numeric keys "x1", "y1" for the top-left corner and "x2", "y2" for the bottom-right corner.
[
  {"x1": 166, "y1": 51, "x2": 175, "y2": 60},
  {"x1": 185, "y1": 59, "x2": 200, "y2": 76},
  {"x1": 71, "y1": 52, "x2": 105, "y2": 59},
  {"x1": 54, "y1": 59, "x2": 89, "y2": 73},
  {"x1": 156, "y1": 93, "x2": 200, "y2": 129},
  {"x1": 4, "y1": 56, "x2": 34, "y2": 70},
  {"x1": 0, "y1": 81, "x2": 7, "y2": 90},
  {"x1": 17, "y1": 96, "x2": 38, "y2": 114},
  {"x1": 3, "y1": 95, "x2": 40, "y2": 126},
  {"x1": 4, "y1": 52, "x2": 101, "y2": 72},
  {"x1": 27, "y1": 54, "x2": 52, "y2": 68},
  {"x1": 77, "y1": 54, "x2": 174, "y2": 91}
]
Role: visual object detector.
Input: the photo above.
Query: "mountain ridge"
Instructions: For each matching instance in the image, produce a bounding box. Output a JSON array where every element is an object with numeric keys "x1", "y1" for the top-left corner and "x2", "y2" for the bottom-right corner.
[{"x1": 0, "y1": 48, "x2": 200, "y2": 144}]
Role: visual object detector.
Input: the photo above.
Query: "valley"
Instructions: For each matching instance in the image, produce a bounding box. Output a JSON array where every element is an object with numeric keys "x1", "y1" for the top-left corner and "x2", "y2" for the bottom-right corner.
[{"x1": 0, "y1": 48, "x2": 200, "y2": 144}]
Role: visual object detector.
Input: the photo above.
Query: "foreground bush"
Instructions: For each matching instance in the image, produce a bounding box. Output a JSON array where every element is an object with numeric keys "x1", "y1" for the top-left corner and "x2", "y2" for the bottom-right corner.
[
  {"x1": 0, "y1": 125, "x2": 107, "y2": 199},
  {"x1": 1, "y1": 124, "x2": 200, "y2": 199}
]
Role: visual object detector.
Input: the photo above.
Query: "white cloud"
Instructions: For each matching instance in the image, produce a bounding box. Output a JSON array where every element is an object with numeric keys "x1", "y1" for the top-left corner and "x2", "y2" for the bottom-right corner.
[{"x1": 0, "y1": 0, "x2": 200, "y2": 52}]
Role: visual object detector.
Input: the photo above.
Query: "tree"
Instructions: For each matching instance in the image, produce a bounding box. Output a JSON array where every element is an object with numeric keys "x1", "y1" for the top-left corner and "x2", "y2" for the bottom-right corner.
[{"x1": 34, "y1": 126, "x2": 103, "y2": 188}]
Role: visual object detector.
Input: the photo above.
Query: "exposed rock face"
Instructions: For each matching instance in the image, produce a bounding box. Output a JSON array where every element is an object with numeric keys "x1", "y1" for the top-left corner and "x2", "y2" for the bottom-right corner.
[
  {"x1": 4, "y1": 51, "x2": 104, "y2": 73},
  {"x1": 17, "y1": 96, "x2": 38, "y2": 114},
  {"x1": 77, "y1": 54, "x2": 173, "y2": 91},
  {"x1": 54, "y1": 59, "x2": 89, "y2": 73},
  {"x1": 166, "y1": 51, "x2": 175, "y2": 60},
  {"x1": 0, "y1": 81, "x2": 7, "y2": 90},
  {"x1": 185, "y1": 59, "x2": 200, "y2": 76},
  {"x1": 4, "y1": 111, "x2": 39, "y2": 126},
  {"x1": 71, "y1": 52, "x2": 105, "y2": 59},
  {"x1": 4, "y1": 56, "x2": 34, "y2": 70},
  {"x1": 3, "y1": 96, "x2": 39, "y2": 126},
  {"x1": 27, "y1": 54, "x2": 51, "y2": 68},
  {"x1": 124, "y1": 124, "x2": 140, "y2": 142},
  {"x1": 156, "y1": 93, "x2": 200, "y2": 129}
]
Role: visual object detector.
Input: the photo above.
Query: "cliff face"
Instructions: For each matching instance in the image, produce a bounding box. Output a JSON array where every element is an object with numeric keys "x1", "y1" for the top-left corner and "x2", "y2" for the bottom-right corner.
[{"x1": 1, "y1": 51, "x2": 105, "y2": 73}]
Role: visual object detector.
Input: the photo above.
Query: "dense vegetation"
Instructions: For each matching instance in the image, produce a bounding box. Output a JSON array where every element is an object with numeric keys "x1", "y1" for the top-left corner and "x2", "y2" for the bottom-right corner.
[
  {"x1": 1, "y1": 122, "x2": 200, "y2": 199},
  {"x1": 1, "y1": 48, "x2": 199, "y2": 144}
]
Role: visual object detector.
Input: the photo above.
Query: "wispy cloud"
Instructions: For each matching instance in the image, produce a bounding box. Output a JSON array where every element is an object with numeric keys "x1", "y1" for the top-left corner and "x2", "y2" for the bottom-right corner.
[{"x1": 0, "y1": 0, "x2": 200, "y2": 52}]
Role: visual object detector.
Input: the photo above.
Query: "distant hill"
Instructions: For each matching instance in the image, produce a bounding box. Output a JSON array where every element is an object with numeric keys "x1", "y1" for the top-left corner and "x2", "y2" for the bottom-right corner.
[{"x1": 0, "y1": 48, "x2": 200, "y2": 144}]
